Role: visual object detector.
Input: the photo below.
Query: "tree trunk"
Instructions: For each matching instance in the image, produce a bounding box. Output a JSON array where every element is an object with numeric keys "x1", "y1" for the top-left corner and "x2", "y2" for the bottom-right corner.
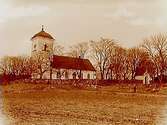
[
  {"x1": 40, "y1": 73, "x2": 43, "y2": 79},
  {"x1": 100, "y1": 72, "x2": 104, "y2": 80},
  {"x1": 50, "y1": 68, "x2": 52, "y2": 80},
  {"x1": 123, "y1": 73, "x2": 126, "y2": 80},
  {"x1": 110, "y1": 69, "x2": 113, "y2": 80}
]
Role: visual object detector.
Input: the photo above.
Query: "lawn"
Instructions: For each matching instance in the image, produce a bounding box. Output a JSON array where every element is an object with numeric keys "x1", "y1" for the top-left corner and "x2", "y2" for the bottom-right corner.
[{"x1": 1, "y1": 83, "x2": 167, "y2": 125}]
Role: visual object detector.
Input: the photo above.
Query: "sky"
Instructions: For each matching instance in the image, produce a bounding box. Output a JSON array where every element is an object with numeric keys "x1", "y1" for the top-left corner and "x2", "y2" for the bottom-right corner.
[{"x1": 0, "y1": 0, "x2": 167, "y2": 58}]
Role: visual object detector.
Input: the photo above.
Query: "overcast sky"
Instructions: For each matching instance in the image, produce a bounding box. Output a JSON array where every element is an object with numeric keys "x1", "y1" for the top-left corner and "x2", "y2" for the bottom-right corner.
[{"x1": 0, "y1": 0, "x2": 167, "y2": 57}]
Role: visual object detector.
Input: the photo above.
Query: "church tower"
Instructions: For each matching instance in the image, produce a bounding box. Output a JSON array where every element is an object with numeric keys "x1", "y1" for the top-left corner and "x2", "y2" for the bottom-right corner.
[{"x1": 31, "y1": 25, "x2": 54, "y2": 60}]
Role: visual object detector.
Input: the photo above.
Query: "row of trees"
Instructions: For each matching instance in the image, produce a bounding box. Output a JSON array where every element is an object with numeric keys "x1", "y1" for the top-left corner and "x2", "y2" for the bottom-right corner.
[
  {"x1": 0, "y1": 55, "x2": 50, "y2": 81},
  {"x1": 67, "y1": 34, "x2": 167, "y2": 82},
  {"x1": 64, "y1": 38, "x2": 149, "y2": 80},
  {"x1": 90, "y1": 38, "x2": 149, "y2": 80},
  {"x1": 0, "y1": 33, "x2": 167, "y2": 82},
  {"x1": 0, "y1": 56, "x2": 35, "y2": 81}
]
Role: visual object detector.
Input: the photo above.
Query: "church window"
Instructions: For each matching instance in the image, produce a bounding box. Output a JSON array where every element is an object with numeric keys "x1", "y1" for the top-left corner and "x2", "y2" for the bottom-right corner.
[
  {"x1": 78, "y1": 72, "x2": 83, "y2": 79},
  {"x1": 81, "y1": 73, "x2": 83, "y2": 79},
  {"x1": 87, "y1": 73, "x2": 90, "y2": 79},
  {"x1": 57, "y1": 71, "x2": 61, "y2": 79},
  {"x1": 72, "y1": 72, "x2": 76, "y2": 79},
  {"x1": 65, "y1": 71, "x2": 68, "y2": 79}
]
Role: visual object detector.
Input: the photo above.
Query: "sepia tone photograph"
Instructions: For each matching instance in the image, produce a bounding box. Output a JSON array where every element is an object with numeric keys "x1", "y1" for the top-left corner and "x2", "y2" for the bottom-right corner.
[{"x1": 0, "y1": 0, "x2": 167, "y2": 125}]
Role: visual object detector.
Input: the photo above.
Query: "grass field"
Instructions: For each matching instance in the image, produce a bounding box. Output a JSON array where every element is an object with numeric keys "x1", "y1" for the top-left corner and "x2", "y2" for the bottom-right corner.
[{"x1": 1, "y1": 83, "x2": 167, "y2": 125}]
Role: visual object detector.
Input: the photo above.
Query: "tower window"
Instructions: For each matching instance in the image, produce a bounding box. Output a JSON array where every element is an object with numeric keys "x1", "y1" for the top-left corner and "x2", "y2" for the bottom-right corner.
[
  {"x1": 33, "y1": 44, "x2": 36, "y2": 51},
  {"x1": 43, "y1": 44, "x2": 48, "y2": 51}
]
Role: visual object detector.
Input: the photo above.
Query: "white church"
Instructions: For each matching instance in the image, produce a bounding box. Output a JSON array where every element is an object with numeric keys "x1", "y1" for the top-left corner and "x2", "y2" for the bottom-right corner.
[{"x1": 31, "y1": 26, "x2": 96, "y2": 80}]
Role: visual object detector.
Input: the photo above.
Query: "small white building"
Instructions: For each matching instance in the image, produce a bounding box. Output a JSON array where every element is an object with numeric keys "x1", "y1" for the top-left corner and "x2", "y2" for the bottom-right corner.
[
  {"x1": 31, "y1": 26, "x2": 96, "y2": 80},
  {"x1": 135, "y1": 68, "x2": 151, "y2": 85}
]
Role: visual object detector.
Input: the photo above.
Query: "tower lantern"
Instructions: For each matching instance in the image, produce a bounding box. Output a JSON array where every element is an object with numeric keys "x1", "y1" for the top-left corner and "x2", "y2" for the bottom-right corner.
[{"x1": 42, "y1": 25, "x2": 44, "y2": 31}]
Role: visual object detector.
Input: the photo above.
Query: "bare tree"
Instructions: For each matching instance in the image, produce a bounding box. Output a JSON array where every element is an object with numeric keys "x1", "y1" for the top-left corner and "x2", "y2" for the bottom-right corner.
[
  {"x1": 0, "y1": 56, "x2": 36, "y2": 81},
  {"x1": 127, "y1": 47, "x2": 148, "y2": 80},
  {"x1": 33, "y1": 54, "x2": 50, "y2": 79},
  {"x1": 0, "y1": 56, "x2": 13, "y2": 76},
  {"x1": 23, "y1": 57, "x2": 39, "y2": 77},
  {"x1": 110, "y1": 46, "x2": 130, "y2": 80},
  {"x1": 53, "y1": 43, "x2": 64, "y2": 55},
  {"x1": 90, "y1": 38, "x2": 116, "y2": 80},
  {"x1": 142, "y1": 33, "x2": 167, "y2": 83},
  {"x1": 67, "y1": 42, "x2": 89, "y2": 58}
]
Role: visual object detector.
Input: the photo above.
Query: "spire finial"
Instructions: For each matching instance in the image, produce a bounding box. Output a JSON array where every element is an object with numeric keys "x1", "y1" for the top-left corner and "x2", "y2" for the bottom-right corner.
[{"x1": 42, "y1": 25, "x2": 44, "y2": 31}]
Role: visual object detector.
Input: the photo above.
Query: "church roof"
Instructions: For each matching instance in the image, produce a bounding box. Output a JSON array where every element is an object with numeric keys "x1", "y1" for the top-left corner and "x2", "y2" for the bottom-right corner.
[
  {"x1": 52, "y1": 55, "x2": 96, "y2": 71},
  {"x1": 31, "y1": 26, "x2": 54, "y2": 40}
]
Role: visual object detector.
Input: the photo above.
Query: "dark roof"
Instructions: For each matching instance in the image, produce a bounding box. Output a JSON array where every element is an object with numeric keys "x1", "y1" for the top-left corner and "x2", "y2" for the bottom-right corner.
[
  {"x1": 31, "y1": 30, "x2": 54, "y2": 40},
  {"x1": 135, "y1": 60, "x2": 154, "y2": 76},
  {"x1": 135, "y1": 66, "x2": 146, "y2": 76},
  {"x1": 52, "y1": 55, "x2": 96, "y2": 71}
]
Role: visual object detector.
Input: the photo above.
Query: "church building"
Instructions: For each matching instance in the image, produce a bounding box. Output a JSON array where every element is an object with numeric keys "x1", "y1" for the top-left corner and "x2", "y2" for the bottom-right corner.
[{"x1": 31, "y1": 26, "x2": 96, "y2": 80}]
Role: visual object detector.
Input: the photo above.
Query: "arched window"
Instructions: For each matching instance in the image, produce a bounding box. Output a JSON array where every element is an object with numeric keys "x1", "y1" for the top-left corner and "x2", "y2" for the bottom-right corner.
[
  {"x1": 57, "y1": 71, "x2": 61, "y2": 79},
  {"x1": 65, "y1": 72, "x2": 68, "y2": 79},
  {"x1": 43, "y1": 44, "x2": 48, "y2": 51},
  {"x1": 78, "y1": 73, "x2": 83, "y2": 79},
  {"x1": 87, "y1": 73, "x2": 90, "y2": 79},
  {"x1": 81, "y1": 73, "x2": 83, "y2": 79},
  {"x1": 72, "y1": 72, "x2": 76, "y2": 79}
]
